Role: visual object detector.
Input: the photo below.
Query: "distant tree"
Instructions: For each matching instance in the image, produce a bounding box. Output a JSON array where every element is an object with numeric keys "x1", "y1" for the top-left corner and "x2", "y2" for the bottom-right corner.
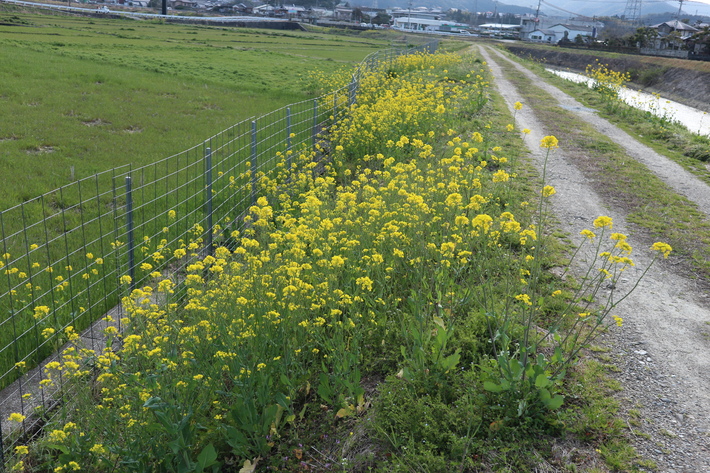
[
  {"x1": 630, "y1": 26, "x2": 658, "y2": 47},
  {"x1": 574, "y1": 34, "x2": 585, "y2": 44},
  {"x1": 352, "y1": 7, "x2": 362, "y2": 22},
  {"x1": 372, "y1": 12, "x2": 391, "y2": 25},
  {"x1": 688, "y1": 27, "x2": 710, "y2": 54},
  {"x1": 665, "y1": 30, "x2": 684, "y2": 49}
]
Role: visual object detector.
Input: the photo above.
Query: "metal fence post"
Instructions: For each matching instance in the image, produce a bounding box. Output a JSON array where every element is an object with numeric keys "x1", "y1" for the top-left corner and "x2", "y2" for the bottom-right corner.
[
  {"x1": 312, "y1": 99, "x2": 318, "y2": 148},
  {"x1": 125, "y1": 176, "x2": 135, "y2": 291},
  {"x1": 333, "y1": 91, "x2": 338, "y2": 127},
  {"x1": 286, "y1": 107, "x2": 292, "y2": 172},
  {"x1": 204, "y1": 146, "x2": 213, "y2": 254},
  {"x1": 349, "y1": 78, "x2": 355, "y2": 106},
  {"x1": 251, "y1": 121, "x2": 257, "y2": 207}
]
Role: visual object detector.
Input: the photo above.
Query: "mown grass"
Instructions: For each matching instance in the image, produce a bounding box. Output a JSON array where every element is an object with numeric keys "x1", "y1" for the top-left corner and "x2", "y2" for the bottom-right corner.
[
  {"x1": 493, "y1": 48, "x2": 710, "y2": 282},
  {"x1": 0, "y1": 6, "x2": 392, "y2": 208}
]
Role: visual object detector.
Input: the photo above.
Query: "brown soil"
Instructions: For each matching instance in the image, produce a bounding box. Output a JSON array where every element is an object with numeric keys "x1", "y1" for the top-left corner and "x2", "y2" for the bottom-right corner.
[{"x1": 502, "y1": 43, "x2": 710, "y2": 113}]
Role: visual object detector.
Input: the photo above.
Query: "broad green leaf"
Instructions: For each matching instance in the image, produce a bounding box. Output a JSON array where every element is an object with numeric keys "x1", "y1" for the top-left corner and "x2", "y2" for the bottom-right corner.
[
  {"x1": 483, "y1": 381, "x2": 503, "y2": 392},
  {"x1": 535, "y1": 373, "x2": 550, "y2": 388}
]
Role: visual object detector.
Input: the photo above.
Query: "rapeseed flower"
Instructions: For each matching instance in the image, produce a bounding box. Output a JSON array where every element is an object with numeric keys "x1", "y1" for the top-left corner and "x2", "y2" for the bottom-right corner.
[
  {"x1": 540, "y1": 135, "x2": 559, "y2": 149},
  {"x1": 593, "y1": 216, "x2": 613, "y2": 229}
]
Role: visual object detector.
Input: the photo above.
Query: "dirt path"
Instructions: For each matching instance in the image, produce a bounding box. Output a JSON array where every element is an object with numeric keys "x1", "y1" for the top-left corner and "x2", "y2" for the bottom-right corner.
[{"x1": 477, "y1": 45, "x2": 710, "y2": 472}]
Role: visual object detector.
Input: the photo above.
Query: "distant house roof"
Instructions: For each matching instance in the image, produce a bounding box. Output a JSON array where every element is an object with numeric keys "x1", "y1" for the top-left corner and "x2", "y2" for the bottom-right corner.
[
  {"x1": 549, "y1": 23, "x2": 594, "y2": 33},
  {"x1": 651, "y1": 20, "x2": 699, "y2": 32},
  {"x1": 478, "y1": 23, "x2": 521, "y2": 30}
]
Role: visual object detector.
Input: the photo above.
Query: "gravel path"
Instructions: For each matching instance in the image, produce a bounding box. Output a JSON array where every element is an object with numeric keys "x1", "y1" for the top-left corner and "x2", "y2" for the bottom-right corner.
[{"x1": 478, "y1": 45, "x2": 710, "y2": 472}]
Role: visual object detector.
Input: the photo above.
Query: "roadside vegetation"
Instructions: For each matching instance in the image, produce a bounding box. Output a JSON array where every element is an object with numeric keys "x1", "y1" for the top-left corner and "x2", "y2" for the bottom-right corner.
[{"x1": 2, "y1": 34, "x2": 672, "y2": 472}]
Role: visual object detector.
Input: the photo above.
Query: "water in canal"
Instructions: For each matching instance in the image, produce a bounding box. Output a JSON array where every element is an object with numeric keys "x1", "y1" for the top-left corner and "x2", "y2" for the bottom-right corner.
[{"x1": 547, "y1": 69, "x2": 710, "y2": 137}]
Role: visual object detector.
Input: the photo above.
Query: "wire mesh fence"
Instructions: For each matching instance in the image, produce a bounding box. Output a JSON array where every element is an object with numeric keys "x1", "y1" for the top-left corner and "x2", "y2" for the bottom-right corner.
[{"x1": 0, "y1": 39, "x2": 438, "y2": 466}]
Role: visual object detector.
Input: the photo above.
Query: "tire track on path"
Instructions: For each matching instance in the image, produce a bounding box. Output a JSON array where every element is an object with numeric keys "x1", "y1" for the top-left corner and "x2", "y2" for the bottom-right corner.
[{"x1": 477, "y1": 44, "x2": 710, "y2": 471}]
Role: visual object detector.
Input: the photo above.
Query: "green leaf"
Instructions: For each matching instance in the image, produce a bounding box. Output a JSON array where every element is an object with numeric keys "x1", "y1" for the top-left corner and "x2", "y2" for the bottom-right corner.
[
  {"x1": 279, "y1": 374, "x2": 292, "y2": 388},
  {"x1": 196, "y1": 443, "x2": 218, "y2": 472},
  {"x1": 483, "y1": 380, "x2": 503, "y2": 392},
  {"x1": 547, "y1": 394, "x2": 564, "y2": 410},
  {"x1": 535, "y1": 373, "x2": 550, "y2": 389},
  {"x1": 440, "y1": 350, "x2": 461, "y2": 372}
]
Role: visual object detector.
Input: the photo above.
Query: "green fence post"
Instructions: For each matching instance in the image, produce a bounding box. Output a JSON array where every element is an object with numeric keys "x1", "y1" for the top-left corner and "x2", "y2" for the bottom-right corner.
[
  {"x1": 286, "y1": 107, "x2": 292, "y2": 172},
  {"x1": 312, "y1": 99, "x2": 318, "y2": 148},
  {"x1": 125, "y1": 176, "x2": 135, "y2": 291},
  {"x1": 251, "y1": 121, "x2": 257, "y2": 207},
  {"x1": 204, "y1": 146, "x2": 213, "y2": 255}
]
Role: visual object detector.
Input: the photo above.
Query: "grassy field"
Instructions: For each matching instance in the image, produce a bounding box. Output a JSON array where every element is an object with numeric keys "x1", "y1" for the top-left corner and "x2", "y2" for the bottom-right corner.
[{"x1": 0, "y1": 5, "x2": 398, "y2": 208}]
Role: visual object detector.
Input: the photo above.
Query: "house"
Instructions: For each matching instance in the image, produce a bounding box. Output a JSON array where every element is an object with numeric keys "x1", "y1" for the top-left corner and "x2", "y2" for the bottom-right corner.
[
  {"x1": 233, "y1": 1, "x2": 263, "y2": 14},
  {"x1": 527, "y1": 28, "x2": 555, "y2": 43},
  {"x1": 548, "y1": 24, "x2": 596, "y2": 43},
  {"x1": 253, "y1": 4, "x2": 274, "y2": 16},
  {"x1": 170, "y1": 0, "x2": 198, "y2": 8},
  {"x1": 651, "y1": 20, "x2": 699, "y2": 40}
]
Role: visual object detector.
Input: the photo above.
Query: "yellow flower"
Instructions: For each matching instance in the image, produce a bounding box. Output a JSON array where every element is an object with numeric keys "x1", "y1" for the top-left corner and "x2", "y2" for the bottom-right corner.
[
  {"x1": 120, "y1": 275, "x2": 132, "y2": 285},
  {"x1": 515, "y1": 294, "x2": 532, "y2": 306},
  {"x1": 522, "y1": 128, "x2": 531, "y2": 134},
  {"x1": 541, "y1": 185, "x2": 556, "y2": 197},
  {"x1": 612, "y1": 315, "x2": 623, "y2": 327},
  {"x1": 593, "y1": 216, "x2": 613, "y2": 229},
  {"x1": 90, "y1": 444, "x2": 107, "y2": 455},
  {"x1": 444, "y1": 193, "x2": 463, "y2": 207},
  {"x1": 48, "y1": 429, "x2": 68, "y2": 442},
  {"x1": 492, "y1": 170, "x2": 509, "y2": 183},
  {"x1": 14, "y1": 446, "x2": 28, "y2": 455},
  {"x1": 580, "y1": 229, "x2": 595, "y2": 239},
  {"x1": 650, "y1": 242, "x2": 672, "y2": 259},
  {"x1": 513, "y1": 101, "x2": 523, "y2": 110},
  {"x1": 540, "y1": 135, "x2": 559, "y2": 149},
  {"x1": 33, "y1": 306, "x2": 51, "y2": 320},
  {"x1": 168, "y1": 210, "x2": 177, "y2": 219}
]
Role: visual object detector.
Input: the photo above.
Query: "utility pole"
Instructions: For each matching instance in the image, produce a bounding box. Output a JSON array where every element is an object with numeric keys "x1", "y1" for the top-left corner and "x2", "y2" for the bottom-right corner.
[
  {"x1": 676, "y1": 0, "x2": 684, "y2": 19},
  {"x1": 407, "y1": 0, "x2": 412, "y2": 30}
]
